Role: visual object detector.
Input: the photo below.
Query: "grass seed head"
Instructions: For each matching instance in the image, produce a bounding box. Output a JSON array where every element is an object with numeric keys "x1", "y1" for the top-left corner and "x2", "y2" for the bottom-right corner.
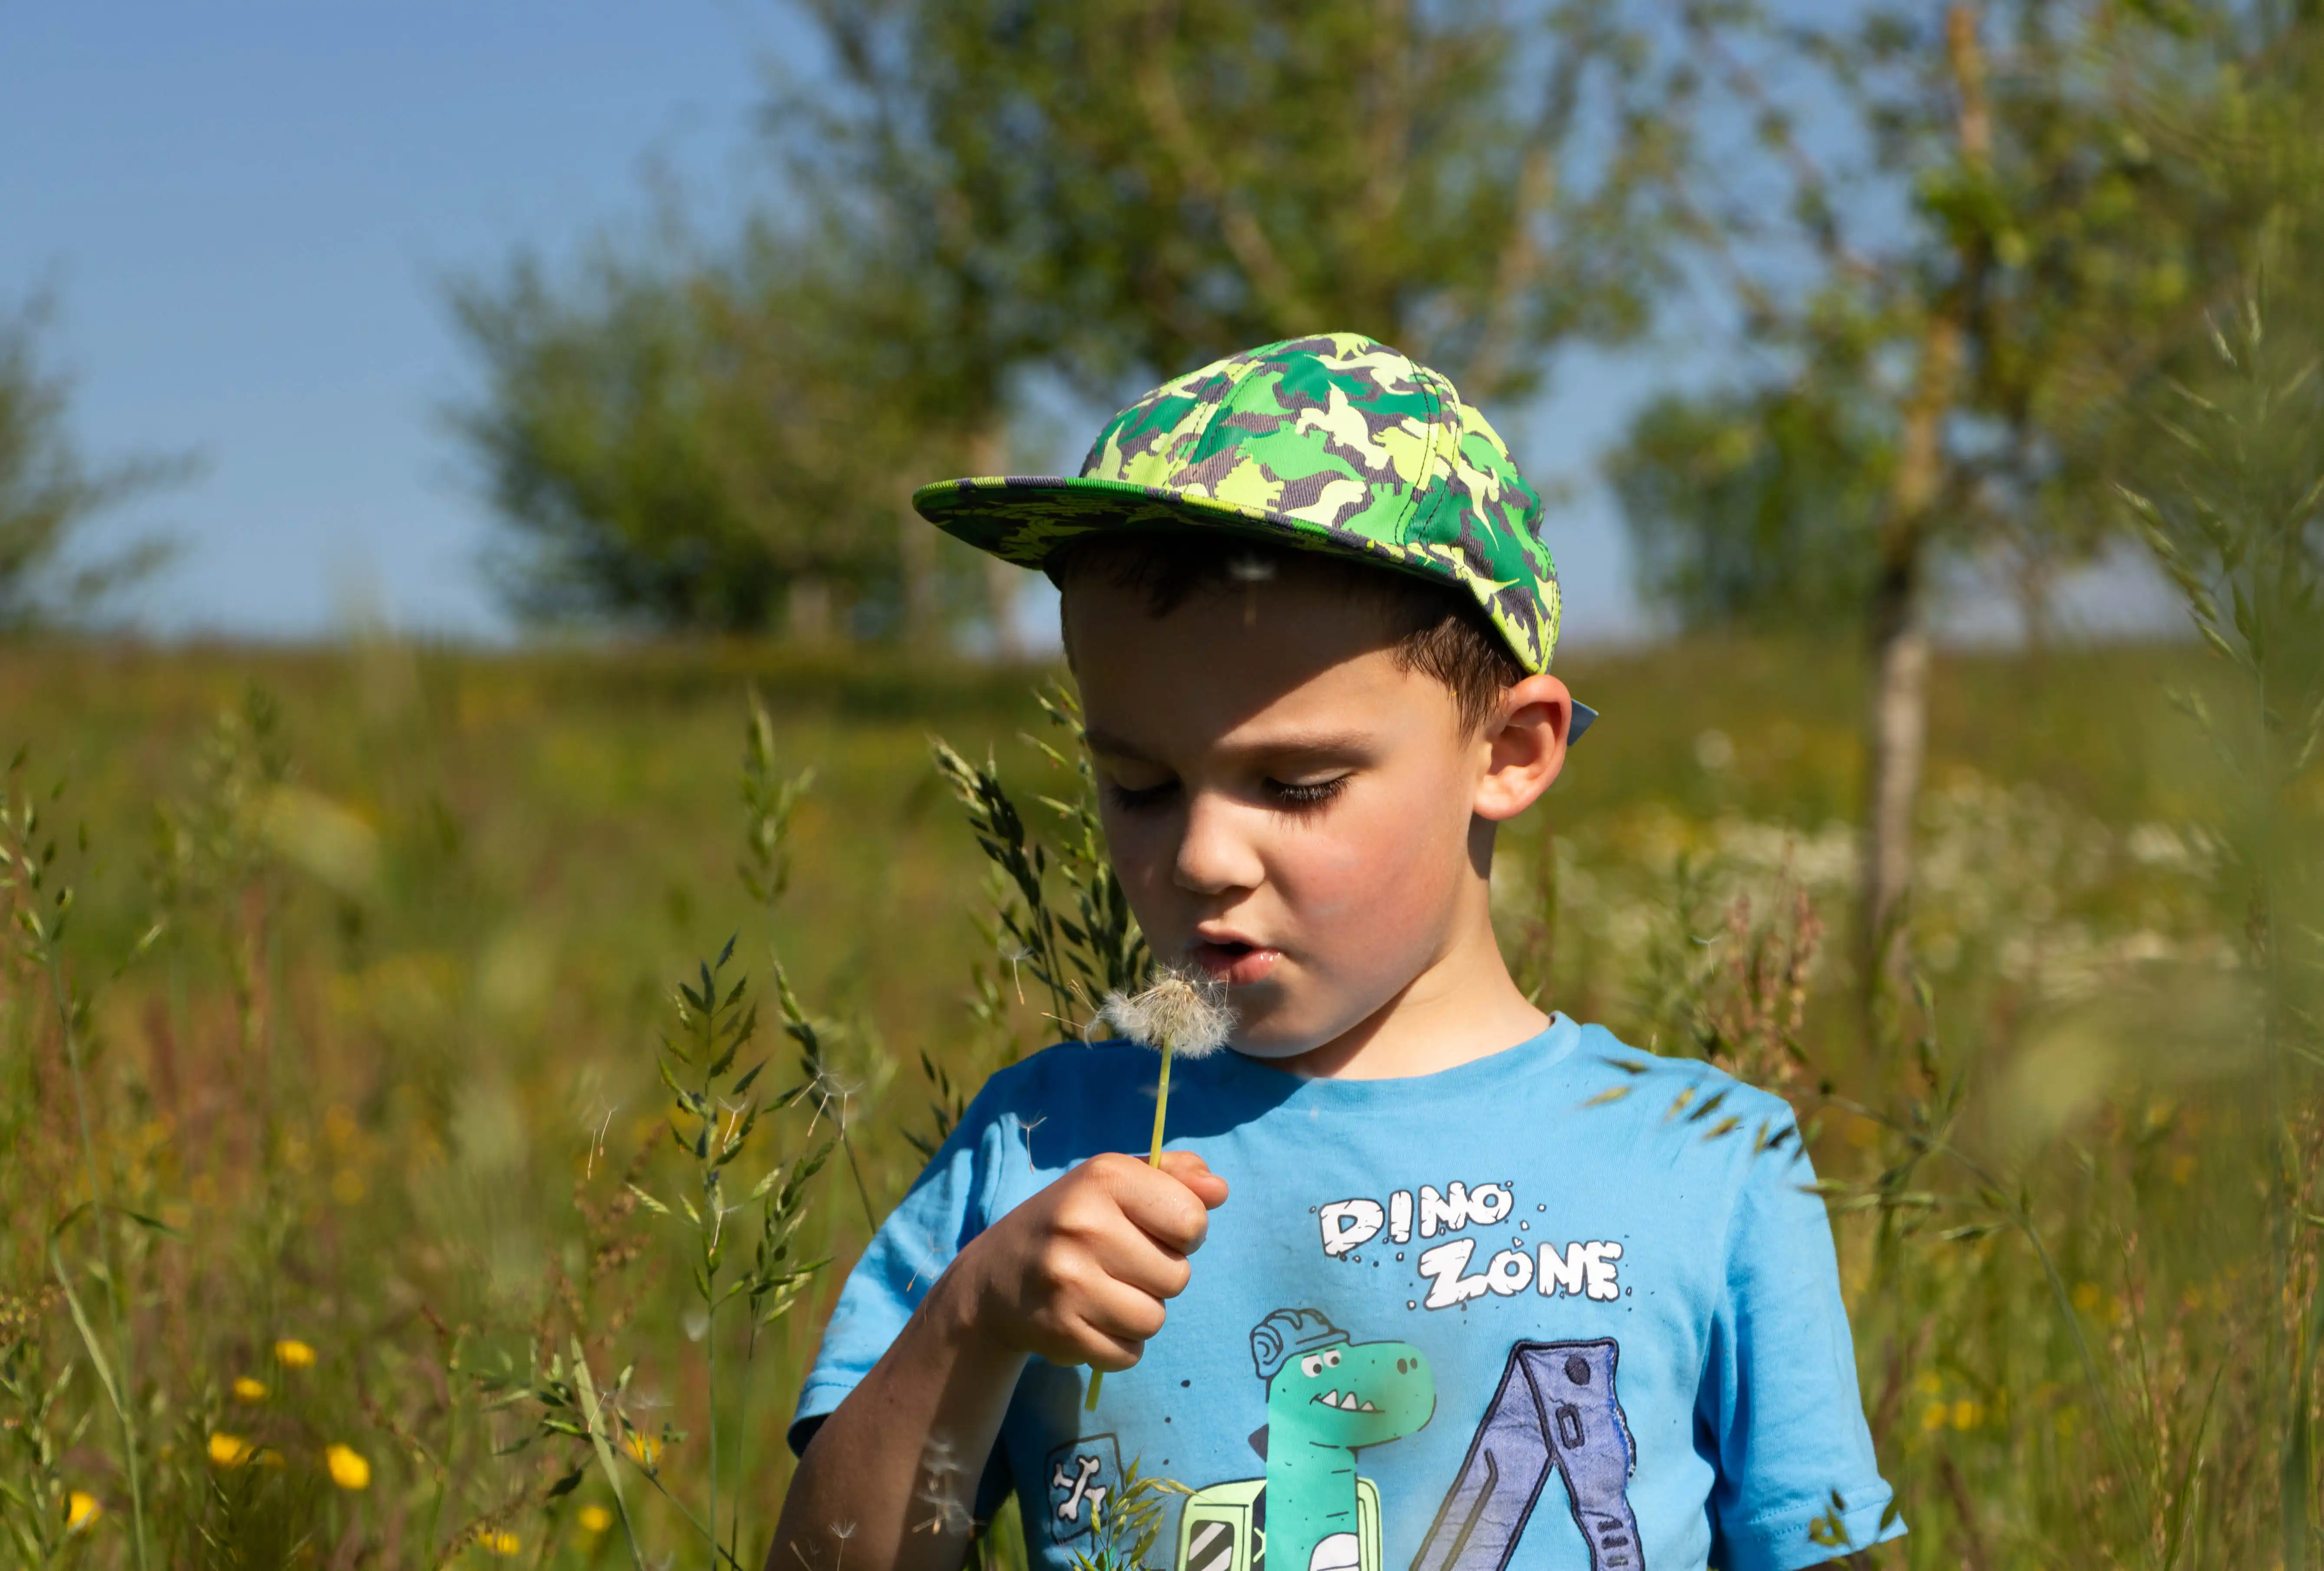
[{"x1": 1099, "y1": 967, "x2": 1236, "y2": 1059}]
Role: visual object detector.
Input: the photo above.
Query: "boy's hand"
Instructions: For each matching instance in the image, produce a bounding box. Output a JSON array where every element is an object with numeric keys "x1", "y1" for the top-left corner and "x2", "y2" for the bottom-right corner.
[{"x1": 953, "y1": 1150, "x2": 1228, "y2": 1372}]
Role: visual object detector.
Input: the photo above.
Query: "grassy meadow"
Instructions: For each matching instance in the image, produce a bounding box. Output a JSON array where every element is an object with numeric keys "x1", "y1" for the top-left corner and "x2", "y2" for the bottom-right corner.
[{"x1": 0, "y1": 633, "x2": 2312, "y2": 1569}]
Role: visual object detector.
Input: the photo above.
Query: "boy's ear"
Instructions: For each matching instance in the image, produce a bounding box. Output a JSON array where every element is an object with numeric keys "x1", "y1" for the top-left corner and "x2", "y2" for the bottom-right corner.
[{"x1": 1473, "y1": 673, "x2": 1572, "y2": 823}]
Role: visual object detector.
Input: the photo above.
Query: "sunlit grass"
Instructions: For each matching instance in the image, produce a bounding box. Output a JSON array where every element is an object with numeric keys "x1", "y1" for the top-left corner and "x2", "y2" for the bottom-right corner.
[{"x1": 0, "y1": 625, "x2": 2309, "y2": 1569}]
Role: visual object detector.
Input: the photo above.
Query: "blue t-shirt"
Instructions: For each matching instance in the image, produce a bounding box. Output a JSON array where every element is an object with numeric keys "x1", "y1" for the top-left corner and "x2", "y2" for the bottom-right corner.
[{"x1": 791, "y1": 1017, "x2": 1901, "y2": 1571}]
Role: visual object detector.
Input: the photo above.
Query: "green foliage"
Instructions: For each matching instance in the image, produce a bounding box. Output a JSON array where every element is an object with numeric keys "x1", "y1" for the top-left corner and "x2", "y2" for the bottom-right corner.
[
  {"x1": 780, "y1": 0, "x2": 1685, "y2": 402},
  {"x1": 447, "y1": 241, "x2": 989, "y2": 638},
  {"x1": 1608, "y1": 383, "x2": 1888, "y2": 633},
  {"x1": 0, "y1": 296, "x2": 190, "y2": 633},
  {"x1": 1614, "y1": 1, "x2": 2324, "y2": 642}
]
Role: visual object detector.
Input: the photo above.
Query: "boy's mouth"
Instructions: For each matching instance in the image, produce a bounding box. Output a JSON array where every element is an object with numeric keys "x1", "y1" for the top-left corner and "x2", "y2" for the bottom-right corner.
[{"x1": 1191, "y1": 939, "x2": 1280, "y2": 986}]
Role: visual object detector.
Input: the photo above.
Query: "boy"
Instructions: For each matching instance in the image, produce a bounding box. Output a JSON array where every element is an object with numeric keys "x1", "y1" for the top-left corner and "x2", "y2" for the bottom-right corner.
[{"x1": 774, "y1": 334, "x2": 1899, "y2": 1571}]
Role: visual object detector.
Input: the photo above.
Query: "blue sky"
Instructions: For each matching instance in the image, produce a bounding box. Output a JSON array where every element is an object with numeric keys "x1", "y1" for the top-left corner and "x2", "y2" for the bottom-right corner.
[
  {"x1": 6, "y1": 3, "x2": 800, "y2": 638},
  {"x1": 3, "y1": 5, "x2": 2166, "y2": 646}
]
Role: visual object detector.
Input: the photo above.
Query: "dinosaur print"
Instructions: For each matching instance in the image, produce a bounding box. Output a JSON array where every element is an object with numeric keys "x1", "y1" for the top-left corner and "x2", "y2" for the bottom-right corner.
[{"x1": 1247, "y1": 1309, "x2": 1434, "y2": 1571}]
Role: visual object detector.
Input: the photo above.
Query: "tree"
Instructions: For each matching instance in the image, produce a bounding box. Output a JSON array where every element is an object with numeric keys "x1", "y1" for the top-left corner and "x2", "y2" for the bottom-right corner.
[
  {"x1": 448, "y1": 231, "x2": 988, "y2": 639},
  {"x1": 459, "y1": 3, "x2": 1701, "y2": 644},
  {"x1": 1607, "y1": 379, "x2": 1889, "y2": 635},
  {"x1": 1627, "y1": 0, "x2": 2280, "y2": 992},
  {"x1": 779, "y1": 0, "x2": 1690, "y2": 406},
  {"x1": 0, "y1": 295, "x2": 187, "y2": 631}
]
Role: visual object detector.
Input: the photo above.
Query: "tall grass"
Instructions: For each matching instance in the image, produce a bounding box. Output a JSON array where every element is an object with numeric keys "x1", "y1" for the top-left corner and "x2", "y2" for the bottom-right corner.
[{"x1": 0, "y1": 560, "x2": 2309, "y2": 1568}]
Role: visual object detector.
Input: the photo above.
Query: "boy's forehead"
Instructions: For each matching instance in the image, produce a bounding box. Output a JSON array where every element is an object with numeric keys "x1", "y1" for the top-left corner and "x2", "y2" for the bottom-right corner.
[{"x1": 1066, "y1": 575, "x2": 1459, "y2": 752}]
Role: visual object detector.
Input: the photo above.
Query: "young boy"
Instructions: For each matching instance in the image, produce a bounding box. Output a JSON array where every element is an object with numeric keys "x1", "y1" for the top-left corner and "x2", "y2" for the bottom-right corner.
[{"x1": 774, "y1": 334, "x2": 1899, "y2": 1571}]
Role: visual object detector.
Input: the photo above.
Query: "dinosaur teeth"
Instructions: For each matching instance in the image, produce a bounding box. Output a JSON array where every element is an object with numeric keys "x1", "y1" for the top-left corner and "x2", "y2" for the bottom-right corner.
[
  {"x1": 1360, "y1": 1400, "x2": 1377, "y2": 1412},
  {"x1": 1316, "y1": 1390, "x2": 1340, "y2": 1407},
  {"x1": 1340, "y1": 1391, "x2": 1363, "y2": 1410}
]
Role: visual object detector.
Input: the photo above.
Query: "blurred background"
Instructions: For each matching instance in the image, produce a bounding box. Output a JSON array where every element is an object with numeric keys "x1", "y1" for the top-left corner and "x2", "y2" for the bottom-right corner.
[{"x1": 3, "y1": 3, "x2": 2321, "y2": 1568}]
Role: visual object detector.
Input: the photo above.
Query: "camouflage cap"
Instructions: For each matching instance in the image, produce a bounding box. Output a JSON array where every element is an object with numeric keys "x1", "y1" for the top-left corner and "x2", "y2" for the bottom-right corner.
[{"x1": 915, "y1": 333, "x2": 1581, "y2": 697}]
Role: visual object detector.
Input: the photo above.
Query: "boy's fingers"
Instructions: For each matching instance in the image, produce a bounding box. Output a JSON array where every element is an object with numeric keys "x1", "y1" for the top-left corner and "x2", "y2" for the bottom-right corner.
[
  {"x1": 1076, "y1": 1274, "x2": 1169, "y2": 1347},
  {"x1": 1155, "y1": 1150, "x2": 1231, "y2": 1209},
  {"x1": 1086, "y1": 1221, "x2": 1193, "y2": 1301},
  {"x1": 1086, "y1": 1154, "x2": 1212, "y2": 1253}
]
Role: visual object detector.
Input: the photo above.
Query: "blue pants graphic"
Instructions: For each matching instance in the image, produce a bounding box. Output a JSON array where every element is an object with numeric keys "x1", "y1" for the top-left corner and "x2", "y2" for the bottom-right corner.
[{"x1": 1410, "y1": 1339, "x2": 1643, "y2": 1571}]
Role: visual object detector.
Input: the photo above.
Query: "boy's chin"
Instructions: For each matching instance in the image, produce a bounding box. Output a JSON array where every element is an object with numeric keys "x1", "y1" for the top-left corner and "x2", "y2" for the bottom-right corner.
[
  {"x1": 1225, "y1": 1031, "x2": 1315, "y2": 1061},
  {"x1": 1219, "y1": 994, "x2": 1346, "y2": 1061}
]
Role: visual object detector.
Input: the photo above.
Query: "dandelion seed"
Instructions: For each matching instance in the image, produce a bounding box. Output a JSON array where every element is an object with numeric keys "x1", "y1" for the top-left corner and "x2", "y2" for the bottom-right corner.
[
  {"x1": 232, "y1": 1376, "x2": 269, "y2": 1403},
  {"x1": 66, "y1": 1491, "x2": 100, "y2": 1531},
  {"x1": 1099, "y1": 966, "x2": 1234, "y2": 1166},
  {"x1": 577, "y1": 1505, "x2": 614, "y2": 1535},
  {"x1": 325, "y1": 1443, "x2": 370, "y2": 1491},
  {"x1": 208, "y1": 1431, "x2": 255, "y2": 1467},
  {"x1": 274, "y1": 1337, "x2": 317, "y2": 1368}
]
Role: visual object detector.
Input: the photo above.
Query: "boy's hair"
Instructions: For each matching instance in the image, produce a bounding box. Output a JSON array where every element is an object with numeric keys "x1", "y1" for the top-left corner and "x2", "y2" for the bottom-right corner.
[{"x1": 1050, "y1": 532, "x2": 1524, "y2": 734}]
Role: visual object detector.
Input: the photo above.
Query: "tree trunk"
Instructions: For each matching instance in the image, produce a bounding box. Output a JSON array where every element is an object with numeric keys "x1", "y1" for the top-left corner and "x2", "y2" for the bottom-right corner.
[
  {"x1": 984, "y1": 556, "x2": 1026, "y2": 662},
  {"x1": 899, "y1": 494, "x2": 939, "y2": 648},
  {"x1": 966, "y1": 423, "x2": 1026, "y2": 662},
  {"x1": 787, "y1": 576, "x2": 834, "y2": 645},
  {"x1": 1860, "y1": 1, "x2": 1987, "y2": 1007}
]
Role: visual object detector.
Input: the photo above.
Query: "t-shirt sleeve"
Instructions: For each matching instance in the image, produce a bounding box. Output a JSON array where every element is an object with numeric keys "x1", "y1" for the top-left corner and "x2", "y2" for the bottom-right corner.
[
  {"x1": 786, "y1": 1081, "x2": 1027, "y2": 1459},
  {"x1": 1699, "y1": 1125, "x2": 1904, "y2": 1571}
]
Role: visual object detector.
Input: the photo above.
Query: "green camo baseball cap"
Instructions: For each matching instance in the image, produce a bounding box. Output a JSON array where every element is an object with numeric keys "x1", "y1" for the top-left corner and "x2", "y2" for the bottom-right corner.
[{"x1": 914, "y1": 331, "x2": 1594, "y2": 738}]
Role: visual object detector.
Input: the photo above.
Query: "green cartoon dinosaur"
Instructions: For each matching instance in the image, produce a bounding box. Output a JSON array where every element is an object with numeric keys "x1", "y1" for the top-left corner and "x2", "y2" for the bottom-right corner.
[{"x1": 1175, "y1": 1309, "x2": 1433, "y2": 1571}]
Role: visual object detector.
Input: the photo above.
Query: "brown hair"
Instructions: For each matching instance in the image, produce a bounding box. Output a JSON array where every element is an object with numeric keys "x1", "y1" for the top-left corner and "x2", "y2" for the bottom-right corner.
[{"x1": 1050, "y1": 532, "x2": 1524, "y2": 733}]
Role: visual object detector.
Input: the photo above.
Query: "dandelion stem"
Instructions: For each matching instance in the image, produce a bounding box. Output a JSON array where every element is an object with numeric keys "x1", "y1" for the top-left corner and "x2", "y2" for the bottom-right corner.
[{"x1": 1147, "y1": 1044, "x2": 1175, "y2": 1168}]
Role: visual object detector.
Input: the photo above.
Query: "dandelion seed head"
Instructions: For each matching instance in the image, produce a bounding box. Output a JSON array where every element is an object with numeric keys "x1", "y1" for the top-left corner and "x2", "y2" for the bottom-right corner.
[{"x1": 1099, "y1": 968, "x2": 1235, "y2": 1059}]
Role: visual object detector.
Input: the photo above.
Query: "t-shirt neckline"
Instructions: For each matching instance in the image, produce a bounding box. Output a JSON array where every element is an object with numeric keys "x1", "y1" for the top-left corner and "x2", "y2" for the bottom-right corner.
[{"x1": 1203, "y1": 1012, "x2": 1582, "y2": 1112}]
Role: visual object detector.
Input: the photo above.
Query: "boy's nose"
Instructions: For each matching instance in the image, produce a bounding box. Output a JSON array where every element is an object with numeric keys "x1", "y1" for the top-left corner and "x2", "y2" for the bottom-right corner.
[{"x1": 1172, "y1": 793, "x2": 1263, "y2": 896}]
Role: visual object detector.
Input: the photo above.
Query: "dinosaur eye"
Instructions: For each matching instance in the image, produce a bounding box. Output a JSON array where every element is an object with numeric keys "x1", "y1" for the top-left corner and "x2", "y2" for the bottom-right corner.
[
  {"x1": 1300, "y1": 1354, "x2": 1323, "y2": 1378},
  {"x1": 1323, "y1": 1349, "x2": 1342, "y2": 1368}
]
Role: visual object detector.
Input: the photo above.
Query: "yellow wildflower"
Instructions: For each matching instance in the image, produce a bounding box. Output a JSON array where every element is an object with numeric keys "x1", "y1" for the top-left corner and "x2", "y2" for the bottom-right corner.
[
  {"x1": 622, "y1": 1430, "x2": 659, "y2": 1468},
  {"x1": 325, "y1": 1444, "x2": 371, "y2": 1491},
  {"x1": 274, "y1": 1338, "x2": 317, "y2": 1369},
  {"x1": 2071, "y1": 1282, "x2": 2101, "y2": 1313},
  {"x1": 209, "y1": 1431, "x2": 256, "y2": 1467},
  {"x1": 1919, "y1": 1402, "x2": 1948, "y2": 1432},
  {"x1": 1951, "y1": 1399, "x2": 1983, "y2": 1430},
  {"x1": 477, "y1": 1528, "x2": 522, "y2": 1556},
  {"x1": 232, "y1": 1377, "x2": 269, "y2": 1403},
  {"x1": 66, "y1": 1491, "x2": 101, "y2": 1531},
  {"x1": 576, "y1": 1504, "x2": 614, "y2": 1535}
]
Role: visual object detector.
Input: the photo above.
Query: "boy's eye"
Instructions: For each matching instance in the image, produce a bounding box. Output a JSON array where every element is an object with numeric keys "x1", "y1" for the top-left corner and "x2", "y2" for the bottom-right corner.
[
  {"x1": 1102, "y1": 777, "x2": 1178, "y2": 813},
  {"x1": 1266, "y1": 775, "x2": 1349, "y2": 810}
]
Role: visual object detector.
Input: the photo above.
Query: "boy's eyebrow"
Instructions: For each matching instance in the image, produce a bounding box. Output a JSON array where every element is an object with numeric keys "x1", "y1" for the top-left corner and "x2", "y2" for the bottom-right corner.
[{"x1": 1083, "y1": 724, "x2": 1376, "y2": 763}]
